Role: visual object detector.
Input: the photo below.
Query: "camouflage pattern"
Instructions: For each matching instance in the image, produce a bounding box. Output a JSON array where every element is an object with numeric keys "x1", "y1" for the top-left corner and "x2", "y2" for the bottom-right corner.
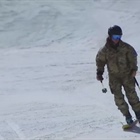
[
  {"x1": 96, "y1": 40, "x2": 140, "y2": 117},
  {"x1": 109, "y1": 74, "x2": 140, "y2": 116},
  {"x1": 96, "y1": 40, "x2": 138, "y2": 75}
]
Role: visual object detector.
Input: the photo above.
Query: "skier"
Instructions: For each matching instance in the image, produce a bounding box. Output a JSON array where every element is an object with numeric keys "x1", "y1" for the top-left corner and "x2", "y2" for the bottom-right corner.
[{"x1": 96, "y1": 25, "x2": 140, "y2": 125}]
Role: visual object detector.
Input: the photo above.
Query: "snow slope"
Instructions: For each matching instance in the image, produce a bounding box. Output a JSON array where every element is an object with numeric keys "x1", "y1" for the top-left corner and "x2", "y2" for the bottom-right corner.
[{"x1": 0, "y1": 0, "x2": 140, "y2": 139}]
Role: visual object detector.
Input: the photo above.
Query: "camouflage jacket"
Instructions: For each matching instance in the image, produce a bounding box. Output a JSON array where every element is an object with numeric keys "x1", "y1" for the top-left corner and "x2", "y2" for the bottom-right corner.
[{"x1": 96, "y1": 40, "x2": 138, "y2": 75}]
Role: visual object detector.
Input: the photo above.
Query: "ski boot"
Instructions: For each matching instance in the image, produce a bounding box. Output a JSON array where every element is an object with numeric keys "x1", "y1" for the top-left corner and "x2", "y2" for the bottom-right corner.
[
  {"x1": 126, "y1": 117, "x2": 134, "y2": 125},
  {"x1": 123, "y1": 117, "x2": 136, "y2": 130},
  {"x1": 135, "y1": 111, "x2": 140, "y2": 123},
  {"x1": 125, "y1": 113, "x2": 133, "y2": 125}
]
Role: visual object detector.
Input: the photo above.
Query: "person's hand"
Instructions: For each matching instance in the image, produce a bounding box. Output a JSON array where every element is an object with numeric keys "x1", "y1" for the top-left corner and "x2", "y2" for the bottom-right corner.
[
  {"x1": 96, "y1": 74, "x2": 103, "y2": 82},
  {"x1": 130, "y1": 69, "x2": 137, "y2": 77},
  {"x1": 96, "y1": 70, "x2": 104, "y2": 82},
  {"x1": 131, "y1": 70, "x2": 137, "y2": 77}
]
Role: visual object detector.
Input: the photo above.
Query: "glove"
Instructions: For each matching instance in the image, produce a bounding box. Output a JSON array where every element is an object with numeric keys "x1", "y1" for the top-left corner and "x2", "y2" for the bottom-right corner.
[
  {"x1": 97, "y1": 75, "x2": 103, "y2": 81},
  {"x1": 130, "y1": 70, "x2": 137, "y2": 77},
  {"x1": 96, "y1": 70, "x2": 104, "y2": 82}
]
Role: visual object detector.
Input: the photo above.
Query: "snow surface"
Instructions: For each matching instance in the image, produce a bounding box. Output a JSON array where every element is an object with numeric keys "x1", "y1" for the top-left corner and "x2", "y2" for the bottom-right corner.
[{"x1": 0, "y1": 0, "x2": 140, "y2": 139}]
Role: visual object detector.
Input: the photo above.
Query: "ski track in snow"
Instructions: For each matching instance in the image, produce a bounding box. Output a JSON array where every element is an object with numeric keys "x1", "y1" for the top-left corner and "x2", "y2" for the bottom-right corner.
[{"x1": 1, "y1": 0, "x2": 140, "y2": 139}]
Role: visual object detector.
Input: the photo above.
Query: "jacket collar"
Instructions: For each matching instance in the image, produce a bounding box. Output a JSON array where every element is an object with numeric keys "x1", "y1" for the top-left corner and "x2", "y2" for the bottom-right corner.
[{"x1": 105, "y1": 37, "x2": 123, "y2": 50}]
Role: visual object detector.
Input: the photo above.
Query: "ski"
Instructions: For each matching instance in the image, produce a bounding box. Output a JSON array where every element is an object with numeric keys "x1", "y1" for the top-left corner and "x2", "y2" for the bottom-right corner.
[{"x1": 122, "y1": 120, "x2": 138, "y2": 130}]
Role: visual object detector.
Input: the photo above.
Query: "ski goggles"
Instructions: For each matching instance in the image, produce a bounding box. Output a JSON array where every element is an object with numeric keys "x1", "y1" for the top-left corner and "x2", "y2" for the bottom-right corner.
[{"x1": 112, "y1": 35, "x2": 122, "y2": 40}]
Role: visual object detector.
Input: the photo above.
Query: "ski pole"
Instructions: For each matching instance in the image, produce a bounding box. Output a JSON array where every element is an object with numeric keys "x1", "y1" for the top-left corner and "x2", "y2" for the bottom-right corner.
[
  {"x1": 100, "y1": 81, "x2": 107, "y2": 93},
  {"x1": 134, "y1": 77, "x2": 140, "y2": 90}
]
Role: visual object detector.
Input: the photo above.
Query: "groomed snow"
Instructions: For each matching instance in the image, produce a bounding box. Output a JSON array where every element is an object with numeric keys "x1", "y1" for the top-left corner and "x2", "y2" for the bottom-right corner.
[{"x1": 0, "y1": 0, "x2": 140, "y2": 139}]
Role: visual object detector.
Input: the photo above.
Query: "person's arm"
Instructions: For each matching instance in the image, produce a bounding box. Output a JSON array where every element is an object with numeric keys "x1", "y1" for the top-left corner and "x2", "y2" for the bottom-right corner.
[
  {"x1": 96, "y1": 47, "x2": 107, "y2": 81},
  {"x1": 127, "y1": 46, "x2": 138, "y2": 77}
]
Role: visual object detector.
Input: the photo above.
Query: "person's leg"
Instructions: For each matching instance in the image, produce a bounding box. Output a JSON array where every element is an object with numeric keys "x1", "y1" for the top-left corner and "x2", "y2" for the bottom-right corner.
[
  {"x1": 123, "y1": 76, "x2": 140, "y2": 121},
  {"x1": 109, "y1": 75, "x2": 131, "y2": 117}
]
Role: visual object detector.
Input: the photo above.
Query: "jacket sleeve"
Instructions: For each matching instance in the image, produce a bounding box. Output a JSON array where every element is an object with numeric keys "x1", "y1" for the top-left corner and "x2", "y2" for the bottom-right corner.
[
  {"x1": 96, "y1": 47, "x2": 107, "y2": 73},
  {"x1": 127, "y1": 46, "x2": 138, "y2": 71}
]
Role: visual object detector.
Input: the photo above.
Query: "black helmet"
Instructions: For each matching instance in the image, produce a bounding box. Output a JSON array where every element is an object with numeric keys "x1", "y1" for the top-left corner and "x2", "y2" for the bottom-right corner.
[{"x1": 108, "y1": 25, "x2": 122, "y2": 36}]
